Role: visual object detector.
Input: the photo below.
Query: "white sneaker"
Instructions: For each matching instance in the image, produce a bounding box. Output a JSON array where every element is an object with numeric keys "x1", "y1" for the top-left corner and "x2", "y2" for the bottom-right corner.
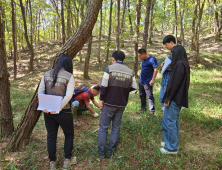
[
  {"x1": 50, "y1": 160, "x2": 57, "y2": 170},
  {"x1": 93, "y1": 112, "x2": 99, "y2": 118},
  {"x1": 161, "y1": 142, "x2": 165, "y2": 147},
  {"x1": 160, "y1": 148, "x2": 178, "y2": 154},
  {"x1": 63, "y1": 158, "x2": 71, "y2": 169}
]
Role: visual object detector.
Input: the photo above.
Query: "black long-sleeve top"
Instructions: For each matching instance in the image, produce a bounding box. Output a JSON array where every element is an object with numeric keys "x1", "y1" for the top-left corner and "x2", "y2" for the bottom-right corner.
[{"x1": 162, "y1": 61, "x2": 190, "y2": 108}]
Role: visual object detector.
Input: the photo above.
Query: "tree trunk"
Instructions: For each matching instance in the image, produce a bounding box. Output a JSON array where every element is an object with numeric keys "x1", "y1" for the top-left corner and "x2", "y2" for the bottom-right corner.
[
  {"x1": 120, "y1": 0, "x2": 126, "y2": 48},
  {"x1": 0, "y1": 3, "x2": 14, "y2": 138},
  {"x1": 191, "y1": 0, "x2": 198, "y2": 51},
  {"x1": 61, "y1": 0, "x2": 65, "y2": 44},
  {"x1": 84, "y1": 35, "x2": 93, "y2": 79},
  {"x1": 134, "y1": 0, "x2": 141, "y2": 79},
  {"x1": 116, "y1": 0, "x2": 120, "y2": 51},
  {"x1": 214, "y1": 0, "x2": 222, "y2": 42},
  {"x1": 142, "y1": 0, "x2": 151, "y2": 50},
  {"x1": 7, "y1": 0, "x2": 103, "y2": 152},
  {"x1": 177, "y1": 0, "x2": 185, "y2": 46},
  {"x1": 127, "y1": 0, "x2": 133, "y2": 34},
  {"x1": 11, "y1": 0, "x2": 17, "y2": 80},
  {"x1": 106, "y1": 0, "x2": 113, "y2": 62},
  {"x1": 28, "y1": 0, "x2": 33, "y2": 47},
  {"x1": 98, "y1": 8, "x2": 102, "y2": 63},
  {"x1": 66, "y1": 0, "x2": 71, "y2": 40},
  {"x1": 174, "y1": 0, "x2": 178, "y2": 44},
  {"x1": 19, "y1": 0, "x2": 34, "y2": 72},
  {"x1": 148, "y1": 2, "x2": 154, "y2": 45}
]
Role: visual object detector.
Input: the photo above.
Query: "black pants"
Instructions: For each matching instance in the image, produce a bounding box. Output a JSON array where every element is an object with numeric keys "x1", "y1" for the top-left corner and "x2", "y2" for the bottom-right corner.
[
  {"x1": 139, "y1": 82, "x2": 155, "y2": 112},
  {"x1": 44, "y1": 109, "x2": 74, "y2": 162}
]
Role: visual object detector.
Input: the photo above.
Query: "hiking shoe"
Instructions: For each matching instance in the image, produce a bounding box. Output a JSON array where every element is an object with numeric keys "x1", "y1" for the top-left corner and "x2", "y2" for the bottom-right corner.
[
  {"x1": 93, "y1": 112, "x2": 99, "y2": 118},
  {"x1": 50, "y1": 160, "x2": 57, "y2": 170},
  {"x1": 106, "y1": 152, "x2": 114, "y2": 158},
  {"x1": 91, "y1": 148, "x2": 105, "y2": 158},
  {"x1": 136, "y1": 109, "x2": 146, "y2": 114},
  {"x1": 161, "y1": 142, "x2": 165, "y2": 147},
  {"x1": 63, "y1": 158, "x2": 71, "y2": 169},
  {"x1": 160, "y1": 148, "x2": 177, "y2": 154}
]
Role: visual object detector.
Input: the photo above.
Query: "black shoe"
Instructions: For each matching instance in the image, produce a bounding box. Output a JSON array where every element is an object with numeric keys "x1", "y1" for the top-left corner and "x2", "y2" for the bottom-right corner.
[{"x1": 136, "y1": 109, "x2": 146, "y2": 114}]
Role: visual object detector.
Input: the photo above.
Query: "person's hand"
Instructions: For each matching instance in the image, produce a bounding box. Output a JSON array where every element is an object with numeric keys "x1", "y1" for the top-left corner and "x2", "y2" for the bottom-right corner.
[
  {"x1": 149, "y1": 79, "x2": 155, "y2": 86},
  {"x1": 164, "y1": 101, "x2": 170, "y2": 107},
  {"x1": 93, "y1": 112, "x2": 99, "y2": 118},
  {"x1": 99, "y1": 101, "x2": 104, "y2": 109},
  {"x1": 50, "y1": 111, "x2": 57, "y2": 114},
  {"x1": 161, "y1": 62, "x2": 164, "y2": 68},
  {"x1": 43, "y1": 109, "x2": 49, "y2": 114}
]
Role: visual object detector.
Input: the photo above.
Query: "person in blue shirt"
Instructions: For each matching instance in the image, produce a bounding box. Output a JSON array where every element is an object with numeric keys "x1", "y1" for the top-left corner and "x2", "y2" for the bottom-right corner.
[
  {"x1": 159, "y1": 35, "x2": 176, "y2": 110},
  {"x1": 137, "y1": 48, "x2": 158, "y2": 115}
]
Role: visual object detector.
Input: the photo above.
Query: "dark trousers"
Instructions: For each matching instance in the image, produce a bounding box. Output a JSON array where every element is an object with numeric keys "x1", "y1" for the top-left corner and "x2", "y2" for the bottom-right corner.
[
  {"x1": 44, "y1": 109, "x2": 74, "y2": 162},
  {"x1": 139, "y1": 82, "x2": 155, "y2": 112}
]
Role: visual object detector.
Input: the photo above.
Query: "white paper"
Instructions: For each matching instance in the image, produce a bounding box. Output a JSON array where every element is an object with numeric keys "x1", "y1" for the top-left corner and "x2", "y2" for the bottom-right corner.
[
  {"x1": 37, "y1": 94, "x2": 63, "y2": 114},
  {"x1": 161, "y1": 57, "x2": 171, "y2": 74}
]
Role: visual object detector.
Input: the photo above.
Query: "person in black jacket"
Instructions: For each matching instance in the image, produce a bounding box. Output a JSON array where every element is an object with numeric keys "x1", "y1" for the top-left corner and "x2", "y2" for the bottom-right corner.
[{"x1": 160, "y1": 45, "x2": 190, "y2": 154}]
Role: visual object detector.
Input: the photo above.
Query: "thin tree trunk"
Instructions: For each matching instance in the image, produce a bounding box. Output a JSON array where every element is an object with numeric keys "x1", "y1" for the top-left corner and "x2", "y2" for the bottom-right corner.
[
  {"x1": 142, "y1": 0, "x2": 151, "y2": 50},
  {"x1": 148, "y1": 2, "x2": 154, "y2": 45},
  {"x1": 19, "y1": 0, "x2": 34, "y2": 72},
  {"x1": 7, "y1": 0, "x2": 103, "y2": 152},
  {"x1": 28, "y1": 0, "x2": 33, "y2": 46},
  {"x1": 0, "y1": 3, "x2": 14, "y2": 138},
  {"x1": 106, "y1": 0, "x2": 113, "y2": 62},
  {"x1": 11, "y1": 0, "x2": 17, "y2": 80},
  {"x1": 177, "y1": 0, "x2": 185, "y2": 46},
  {"x1": 134, "y1": 0, "x2": 141, "y2": 79},
  {"x1": 84, "y1": 35, "x2": 93, "y2": 79},
  {"x1": 120, "y1": 0, "x2": 126, "y2": 47},
  {"x1": 66, "y1": 0, "x2": 71, "y2": 40},
  {"x1": 214, "y1": 0, "x2": 222, "y2": 42},
  {"x1": 127, "y1": 0, "x2": 133, "y2": 34},
  {"x1": 191, "y1": 0, "x2": 198, "y2": 51},
  {"x1": 98, "y1": 8, "x2": 102, "y2": 63},
  {"x1": 174, "y1": 0, "x2": 178, "y2": 44},
  {"x1": 116, "y1": 0, "x2": 120, "y2": 51},
  {"x1": 61, "y1": 0, "x2": 65, "y2": 44}
]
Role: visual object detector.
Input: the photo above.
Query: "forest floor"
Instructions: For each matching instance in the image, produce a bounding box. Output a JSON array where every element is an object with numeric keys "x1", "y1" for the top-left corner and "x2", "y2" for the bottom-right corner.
[{"x1": 1, "y1": 32, "x2": 222, "y2": 169}]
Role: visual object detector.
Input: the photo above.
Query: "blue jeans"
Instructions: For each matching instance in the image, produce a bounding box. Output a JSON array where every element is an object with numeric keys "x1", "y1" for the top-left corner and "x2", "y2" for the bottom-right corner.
[
  {"x1": 162, "y1": 100, "x2": 181, "y2": 152},
  {"x1": 159, "y1": 85, "x2": 167, "y2": 107},
  {"x1": 98, "y1": 104, "x2": 125, "y2": 154}
]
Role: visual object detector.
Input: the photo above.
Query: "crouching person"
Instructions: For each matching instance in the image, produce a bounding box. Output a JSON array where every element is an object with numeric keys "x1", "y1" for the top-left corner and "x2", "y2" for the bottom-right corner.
[
  {"x1": 71, "y1": 85, "x2": 101, "y2": 125},
  {"x1": 96, "y1": 51, "x2": 137, "y2": 158}
]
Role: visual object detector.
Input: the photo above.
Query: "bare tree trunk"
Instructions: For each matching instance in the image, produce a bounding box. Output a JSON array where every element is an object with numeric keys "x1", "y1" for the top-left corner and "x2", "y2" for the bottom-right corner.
[
  {"x1": 98, "y1": 8, "x2": 102, "y2": 63},
  {"x1": 174, "y1": 0, "x2": 178, "y2": 44},
  {"x1": 148, "y1": 2, "x2": 154, "y2": 45},
  {"x1": 142, "y1": 0, "x2": 151, "y2": 50},
  {"x1": 11, "y1": 0, "x2": 17, "y2": 80},
  {"x1": 134, "y1": 0, "x2": 141, "y2": 79},
  {"x1": 106, "y1": 0, "x2": 113, "y2": 62},
  {"x1": 214, "y1": 0, "x2": 222, "y2": 42},
  {"x1": 61, "y1": 0, "x2": 65, "y2": 44},
  {"x1": 120, "y1": 0, "x2": 126, "y2": 47},
  {"x1": 7, "y1": 0, "x2": 103, "y2": 152},
  {"x1": 66, "y1": 0, "x2": 71, "y2": 40},
  {"x1": 191, "y1": 0, "x2": 198, "y2": 51},
  {"x1": 0, "y1": 3, "x2": 14, "y2": 138},
  {"x1": 28, "y1": 0, "x2": 33, "y2": 47},
  {"x1": 116, "y1": 0, "x2": 120, "y2": 51},
  {"x1": 127, "y1": 0, "x2": 133, "y2": 34},
  {"x1": 19, "y1": 0, "x2": 34, "y2": 72},
  {"x1": 177, "y1": 0, "x2": 185, "y2": 46},
  {"x1": 84, "y1": 35, "x2": 93, "y2": 79}
]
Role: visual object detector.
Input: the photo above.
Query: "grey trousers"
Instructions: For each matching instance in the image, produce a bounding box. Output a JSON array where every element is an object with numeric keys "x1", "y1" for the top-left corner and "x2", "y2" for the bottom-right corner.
[{"x1": 98, "y1": 104, "x2": 125, "y2": 154}]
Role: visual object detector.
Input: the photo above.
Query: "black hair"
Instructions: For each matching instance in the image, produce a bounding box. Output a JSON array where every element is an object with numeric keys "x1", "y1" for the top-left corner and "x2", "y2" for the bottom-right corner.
[
  {"x1": 138, "y1": 48, "x2": 146, "y2": 54},
  {"x1": 52, "y1": 54, "x2": 73, "y2": 87},
  {"x1": 91, "y1": 85, "x2": 100, "y2": 91},
  {"x1": 170, "y1": 45, "x2": 190, "y2": 72},
  {"x1": 112, "y1": 51, "x2": 125, "y2": 62},
  {"x1": 163, "y1": 35, "x2": 176, "y2": 44}
]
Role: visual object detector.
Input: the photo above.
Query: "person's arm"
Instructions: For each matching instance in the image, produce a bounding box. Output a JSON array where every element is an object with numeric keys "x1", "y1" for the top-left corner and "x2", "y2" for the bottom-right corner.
[
  {"x1": 100, "y1": 67, "x2": 109, "y2": 107},
  {"x1": 38, "y1": 76, "x2": 45, "y2": 94},
  {"x1": 163, "y1": 62, "x2": 185, "y2": 106},
  {"x1": 92, "y1": 99, "x2": 100, "y2": 108},
  {"x1": 85, "y1": 102, "x2": 96, "y2": 114},
  {"x1": 60, "y1": 75, "x2": 75, "y2": 110},
  {"x1": 149, "y1": 67, "x2": 158, "y2": 86}
]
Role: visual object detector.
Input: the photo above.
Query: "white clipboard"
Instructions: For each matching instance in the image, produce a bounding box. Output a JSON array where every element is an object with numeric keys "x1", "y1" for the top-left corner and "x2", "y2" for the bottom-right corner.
[
  {"x1": 37, "y1": 94, "x2": 63, "y2": 114},
  {"x1": 161, "y1": 57, "x2": 171, "y2": 74}
]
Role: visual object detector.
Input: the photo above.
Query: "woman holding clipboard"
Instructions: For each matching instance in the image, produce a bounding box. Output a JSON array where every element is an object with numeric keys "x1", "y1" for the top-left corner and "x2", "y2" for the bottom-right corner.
[{"x1": 38, "y1": 54, "x2": 75, "y2": 169}]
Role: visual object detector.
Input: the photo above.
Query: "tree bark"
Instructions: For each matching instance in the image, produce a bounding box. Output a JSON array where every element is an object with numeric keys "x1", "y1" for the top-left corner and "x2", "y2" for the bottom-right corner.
[
  {"x1": 174, "y1": 0, "x2": 178, "y2": 44},
  {"x1": 127, "y1": 0, "x2": 133, "y2": 34},
  {"x1": 214, "y1": 0, "x2": 222, "y2": 42},
  {"x1": 116, "y1": 0, "x2": 120, "y2": 51},
  {"x1": 97, "y1": 8, "x2": 102, "y2": 63},
  {"x1": 106, "y1": 0, "x2": 113, "y2": 62},
  {"x1": 120, "y1": 0, "x2": 126, "y2": 47},
  {"x1": 11, "y1": 0, "x2": 17, "y2": 80},
  {"x1": 134, "y1": 0, "x2": 141, "y2": 79},
  {"x1": 177, "y1": 0, "x2": 185, "y2": 46},
  {"x1": 7, "y1": 0, "x2": 103, "y2": 152},
  {"x1": 0, "y1": 3, "x2": 14, "y2": 138},
  {"x1": 19, "y1": 0, "x2": 34, "y2": 72},
  {"x1": 142, "y1": 0, "x2": 151, "y2": 50},
  {"x1": 84, "y1": 35, "x2": 93, "y2": 79},
  {"x1": 191, "y1": 0, "x2": 198, "y2": 51},
  {"x1": 148, "y1": 2, "x2": 154, "y2": 45},
  {"x1": 66, "y1": 0, "x2": 71, "y2": 40},
  {"x1": 61, "y1": 0, "x2": 65, "y2": 44}
]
